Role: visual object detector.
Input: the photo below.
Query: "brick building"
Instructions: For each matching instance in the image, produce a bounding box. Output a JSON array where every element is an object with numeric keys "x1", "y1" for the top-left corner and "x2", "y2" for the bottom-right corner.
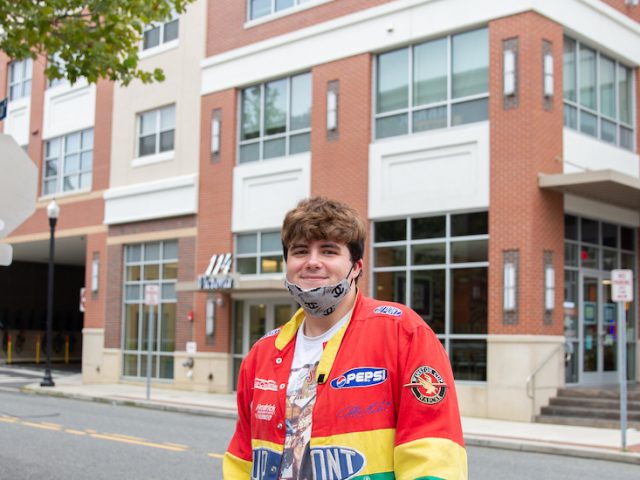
[{"x1": 1, "y1": 0, "x2": 639, "y2": 422}]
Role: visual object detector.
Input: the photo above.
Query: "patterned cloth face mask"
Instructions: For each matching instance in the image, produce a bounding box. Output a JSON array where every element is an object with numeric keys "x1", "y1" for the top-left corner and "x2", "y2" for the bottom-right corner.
[{"x1": 284, "y1": 266, "x2": 354, "y2": 317}]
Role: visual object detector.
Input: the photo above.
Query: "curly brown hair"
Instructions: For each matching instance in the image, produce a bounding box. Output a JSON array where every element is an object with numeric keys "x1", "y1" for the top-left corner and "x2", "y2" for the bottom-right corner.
[{"x1": 281, "y1": 196, "x2": 367, "y2": 262}]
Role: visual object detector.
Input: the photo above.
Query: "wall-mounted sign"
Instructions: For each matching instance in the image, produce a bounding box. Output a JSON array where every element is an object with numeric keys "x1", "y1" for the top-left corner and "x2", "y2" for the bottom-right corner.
[{"x1": 198, "y1": 252, "x2": 234, "y2": 290}]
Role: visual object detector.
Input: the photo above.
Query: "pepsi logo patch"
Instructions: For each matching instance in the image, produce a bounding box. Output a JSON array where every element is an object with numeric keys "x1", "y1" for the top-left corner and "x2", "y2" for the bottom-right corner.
[
  {"x1": 404, "y1": 365, "x2": 447, "y2": 405},
  {"x1": 330, "y1": 367, "x2": 388, "y2": 389},
  {"x1": 373, "y1": 305, "x2": 402, "y2": 316}
]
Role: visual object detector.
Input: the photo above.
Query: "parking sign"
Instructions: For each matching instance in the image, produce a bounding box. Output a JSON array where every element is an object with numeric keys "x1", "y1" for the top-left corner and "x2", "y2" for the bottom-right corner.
[{"x1": 611, "y1": 269, "x2": 633, "y2": 302}]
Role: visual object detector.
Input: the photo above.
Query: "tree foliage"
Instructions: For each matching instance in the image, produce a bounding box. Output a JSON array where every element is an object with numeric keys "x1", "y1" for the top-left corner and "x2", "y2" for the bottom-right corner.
[{"x1": 0, "y1": 0, "x2": 196, "y2": 85}]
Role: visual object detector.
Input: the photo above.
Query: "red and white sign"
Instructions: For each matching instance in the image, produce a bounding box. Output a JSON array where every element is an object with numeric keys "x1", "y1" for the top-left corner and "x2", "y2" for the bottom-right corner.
[
  {"x1": 611, "y1": 270, "x2": 634, "y2": 302},
  {"x1": 145, "y1": 284, "x2": 160, "y2": 306}
]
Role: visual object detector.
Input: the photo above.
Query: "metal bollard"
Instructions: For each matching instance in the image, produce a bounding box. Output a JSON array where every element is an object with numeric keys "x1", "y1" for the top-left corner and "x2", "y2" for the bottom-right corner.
[
  {"x1": 64, "y1": 335, "x2": 69, "y2": 364},
  {"x1": 35, "y1": 334, "x2": 41, "y2": 364},
  {"x1": 7, "y1": 334, "x2": 11, "y2": 364}
]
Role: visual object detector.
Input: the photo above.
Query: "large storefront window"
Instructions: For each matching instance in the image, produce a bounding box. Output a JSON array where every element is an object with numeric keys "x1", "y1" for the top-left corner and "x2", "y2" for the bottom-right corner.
[
  {"x1": 564, "y1": 215, "x2": 637, "y2": 384},
  {"x1": 122, "y1": 241, "x2": 178, "y2": 379},
  {"x1": 373, "y1": 211, "x2": 488, "y2": 381}
]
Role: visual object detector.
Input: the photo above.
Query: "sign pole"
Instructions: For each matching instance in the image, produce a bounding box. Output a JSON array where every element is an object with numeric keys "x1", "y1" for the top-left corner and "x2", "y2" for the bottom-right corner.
[
  {"x1": 611, "y1": 269, "x2": 633, "y2": 451},
  {"x1": 146, "y1": 303, "x2": 154, "y2": 401},
  {"x1": 617, "y1": 301, "x2": 627, "y2": 450},
  {"x1": 144, "y1": 284, "x2": 159, "y2": 401}
]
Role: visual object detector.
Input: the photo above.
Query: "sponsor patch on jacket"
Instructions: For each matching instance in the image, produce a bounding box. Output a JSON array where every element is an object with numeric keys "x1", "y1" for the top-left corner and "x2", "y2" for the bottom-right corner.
[
  {"x1": 330, "y1": 367, "x2": 388, "y2": 389},
  {"x1": 254, "y1": 378, "x2": 278, "y2": 392},
  {"x1": 255, "y1": 403, "x2": 276, "y2": 421},
  {"x1": 336, "y1": 399, "x2": 392, "y2": 419},
  {"x1": 311, "y1": 446, "x2": 365, "y2": 479},
  {"x1": 404, "y1": 365, "x2": 447, "y2": 405},
  {"x1": 252, "y1": 447, "x2": 282, "y2": 480},
  {"x1": 373, "y1": 305, "x2": 402, "y2": 316},
  {"x1": 261, "y1": 328, "x2": 280, "y2": 340}
]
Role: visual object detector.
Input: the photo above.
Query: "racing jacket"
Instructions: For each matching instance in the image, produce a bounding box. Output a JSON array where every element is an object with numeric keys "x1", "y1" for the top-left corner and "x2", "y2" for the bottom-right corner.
[{"x1": 223, "y1": 292, "x2": 467, "y2": 480}]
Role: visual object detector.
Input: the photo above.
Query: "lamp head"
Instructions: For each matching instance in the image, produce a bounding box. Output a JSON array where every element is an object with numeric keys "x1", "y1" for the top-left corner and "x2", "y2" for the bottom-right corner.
[{"x1": 47, "y1": 200, "x2": 60, "y2": 220}]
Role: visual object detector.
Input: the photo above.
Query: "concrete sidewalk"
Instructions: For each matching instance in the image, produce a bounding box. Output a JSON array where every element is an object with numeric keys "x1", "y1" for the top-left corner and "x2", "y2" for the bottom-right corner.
[{"x1": 19, "y1": 372, "x2": 640, "y2": 465}]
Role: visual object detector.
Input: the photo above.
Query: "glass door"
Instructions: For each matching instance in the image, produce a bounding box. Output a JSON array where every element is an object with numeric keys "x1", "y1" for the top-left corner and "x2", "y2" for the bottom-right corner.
[
  {"x1": 232, "y1": 298, "x2": 297, "y2": 387},
  {"x1": 581, "y1": 273, "x2": 618, "y2": 384}
]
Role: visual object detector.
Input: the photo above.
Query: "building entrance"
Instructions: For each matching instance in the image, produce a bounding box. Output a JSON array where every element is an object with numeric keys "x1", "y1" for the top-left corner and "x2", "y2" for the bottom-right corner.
[
  {"x1": 232, "y1": 298, "x2": 297, "y2": 387},
  {"x1": 580, "y1": 272, "x2": 618, "y2": 384}
]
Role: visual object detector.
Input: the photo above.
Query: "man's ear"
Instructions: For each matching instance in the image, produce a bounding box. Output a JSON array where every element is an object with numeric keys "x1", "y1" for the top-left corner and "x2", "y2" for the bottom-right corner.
[{"x1": 352, "y1": 258, "x2": 364, "y2": 281}]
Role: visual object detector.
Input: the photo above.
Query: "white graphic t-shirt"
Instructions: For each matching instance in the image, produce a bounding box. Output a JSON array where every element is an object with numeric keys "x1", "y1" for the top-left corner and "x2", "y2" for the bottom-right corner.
[{"x1": 278, "y1": 313, "x2": 350, "y2": 480}]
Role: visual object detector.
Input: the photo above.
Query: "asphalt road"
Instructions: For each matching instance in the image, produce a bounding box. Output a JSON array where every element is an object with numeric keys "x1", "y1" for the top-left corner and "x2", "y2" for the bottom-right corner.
[{"x1": 1, "y1": 390, "x2": 639, "y2": 479}]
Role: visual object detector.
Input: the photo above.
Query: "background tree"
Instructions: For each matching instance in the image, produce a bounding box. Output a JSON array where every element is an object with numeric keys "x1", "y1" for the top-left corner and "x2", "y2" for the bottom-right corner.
[{"x1": 0, "y1": 0, "x2": 197, "y2": 85}]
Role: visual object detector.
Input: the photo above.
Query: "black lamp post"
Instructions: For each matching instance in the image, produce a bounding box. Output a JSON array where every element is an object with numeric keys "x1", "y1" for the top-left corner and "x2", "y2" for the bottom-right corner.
[{"x1": 41, "y1": 199, "x2": 59, "y2": 387}]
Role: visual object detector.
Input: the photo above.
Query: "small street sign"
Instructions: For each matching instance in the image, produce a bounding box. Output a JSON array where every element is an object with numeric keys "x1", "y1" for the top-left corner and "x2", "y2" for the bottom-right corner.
[
  {"x1": 611, "y1": 269, "x2": 634, "y2": 302},
  {"x1": 144, "y1": 284, "x2": 160, "y2": 306},
  {"x1": 79, "y1": 287, "x2": 86, "y2": 312}
]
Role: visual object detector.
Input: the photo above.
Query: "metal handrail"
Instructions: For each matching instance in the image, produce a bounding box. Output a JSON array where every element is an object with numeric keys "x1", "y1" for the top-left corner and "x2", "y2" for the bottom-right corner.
[{"x1": 525, "y1": 343, "x2": 566, "y2": 422}]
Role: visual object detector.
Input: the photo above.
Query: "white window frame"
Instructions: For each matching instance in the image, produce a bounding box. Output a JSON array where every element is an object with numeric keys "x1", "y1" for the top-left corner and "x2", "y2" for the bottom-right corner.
[
  {"x1": 373, "y1": 28, "x2": 489, "y2": 140},
  {"x1": 235, "y1": 231, "x2": 283, "y2": 276},
  {"x1": 42, "y1": 128, "x2": 94, "y2": 197},
  {"x1": 563, "y1": 36, "x2": 636, "y2": 151},
  {"x1": 140, "y1": 12, "x2": 179, "y2": 56},
  {"x1": 246, "y1": 0, "x2": 329, "y2": 23},
  {"x1": 237, "y1": 72, "x2": 311, "y2": 163},
  {"x1": 134, "y1": 104, "x2": 176, "y2": 165},
  {"x1": 8, "y1": 58, "x2": 33, "y2": 101}
]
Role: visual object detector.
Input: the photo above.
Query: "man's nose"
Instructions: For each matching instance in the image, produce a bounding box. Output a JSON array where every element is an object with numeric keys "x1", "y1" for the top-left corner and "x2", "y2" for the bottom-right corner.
[{"x1": 305, "y1": 249, "x2": 322, "y2": 268}]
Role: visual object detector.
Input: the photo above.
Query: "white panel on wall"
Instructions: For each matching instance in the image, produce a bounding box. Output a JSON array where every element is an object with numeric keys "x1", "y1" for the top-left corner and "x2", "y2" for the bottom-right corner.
[
  {"x1": 563, "y1": 128, "x2": 639, "y2": 177},
  {"x1": 43, "y1": 83, "x2": 96, "y2": 140},
  {"x1": 233, "y1": 154, "x2": 311, "y2": 232},
  {"x1": 369, "y1": 123, "x2": 489, "y2": 219},
  {"x1": 4, "y1": 99, "x2": 30, "y2": 146},
  {"x1": 104, "y1": 174, "x2": 198, "y2": 224}
]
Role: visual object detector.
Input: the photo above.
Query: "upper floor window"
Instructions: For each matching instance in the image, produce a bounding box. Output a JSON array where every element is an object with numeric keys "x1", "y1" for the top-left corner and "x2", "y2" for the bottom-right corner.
[
  {"x1": 47, "y1": 53, "x2": 68, "y2": 89},
  {"x1": 143, "y1": 14, "x2": 179, "y2": 50},
  {"x1": 235, "y1": 231, "x2": 283, "y2": 274},
  {"x1": 137, "y1": 105, "x2": 175, "y2": 157},
  {"x1": 43, "y1": 128, "x2": 93, "y2": 195},
  {"x1": 8, "y1": 58, "x2": 33, "y2": 101},
  {"x1": 249, "y1": 0, "x2": 315, "y2": 21},
  {"x1": 375, "y1": 28, "x2": 489, "y2": 140},
  {"x1": 239, "y1": 72, "x2": 311, "y2": 163},
  {"x1": 563, "y1": 37, "x2": 635, "y2": 151}
]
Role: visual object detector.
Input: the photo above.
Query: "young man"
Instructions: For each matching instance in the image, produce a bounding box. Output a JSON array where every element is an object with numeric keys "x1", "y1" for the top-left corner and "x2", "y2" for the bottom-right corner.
[{"x1": 224, "y1": 197, "x2": 467, "y2": 480}]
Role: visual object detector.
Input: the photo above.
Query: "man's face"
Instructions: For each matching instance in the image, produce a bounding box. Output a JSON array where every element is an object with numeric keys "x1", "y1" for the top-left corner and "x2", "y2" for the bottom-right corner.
[{"x1": 286, "y1": 238, "x2": 362, "y2": 289}]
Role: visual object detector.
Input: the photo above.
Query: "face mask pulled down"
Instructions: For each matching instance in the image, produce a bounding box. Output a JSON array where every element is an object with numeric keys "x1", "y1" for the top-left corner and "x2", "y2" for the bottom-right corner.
[{"x1": 284, "y1": 267, "x2": 354, "y2": 317}]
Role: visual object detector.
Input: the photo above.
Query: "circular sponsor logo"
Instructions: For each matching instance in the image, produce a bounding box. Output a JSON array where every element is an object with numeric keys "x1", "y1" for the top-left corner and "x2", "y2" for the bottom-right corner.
[
  {"x1": 335, "y1": 375, "x2": 346, "y2": 388},
  {"x1": 405, "y1": 366, "x2": 447, "y2": 405}
]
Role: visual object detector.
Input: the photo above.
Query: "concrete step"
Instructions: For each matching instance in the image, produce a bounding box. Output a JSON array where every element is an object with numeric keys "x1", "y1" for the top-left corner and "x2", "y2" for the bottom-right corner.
[
  {"x1": 535, "y1": 414, "x2": 640, "y2": 429},
  {"x1": 549, "y1": 396, "x2": 640, "y2": 411},
  {"x1": 558, "y1": 387, "x2": 640, "y2": 401},
  {"x1": 540, "y1": 405, "x2": 640, "y2": 421}
]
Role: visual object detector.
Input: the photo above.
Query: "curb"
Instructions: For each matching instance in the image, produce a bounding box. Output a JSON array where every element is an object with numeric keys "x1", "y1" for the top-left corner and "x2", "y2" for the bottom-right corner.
[
  {"x1": 20, "y1": 385, "x2": 238, "y2": 420},
  {"x1": 465, "y1": 436, "x2": 640, "y2": 465}
]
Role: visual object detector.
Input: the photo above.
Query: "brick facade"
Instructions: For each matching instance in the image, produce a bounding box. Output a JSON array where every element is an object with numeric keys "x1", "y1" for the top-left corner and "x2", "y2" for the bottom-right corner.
[{"x1": 488, "y1": 12, "x2": 565, "y2": 336}]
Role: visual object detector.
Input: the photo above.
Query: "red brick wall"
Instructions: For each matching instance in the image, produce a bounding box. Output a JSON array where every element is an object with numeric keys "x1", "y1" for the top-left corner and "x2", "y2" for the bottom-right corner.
[
  {"x1": 28, "y1": 55, "x2": 46, "y2": 195},
  {"x1": 206, "y1": 0, "x2": 393, "y2": 57},
  {"x1": 11, "y1": 196, "x2": 104, "y2": 237},
  {"x1": 104, "y1": 216, "x2": 197, "y2": 349},
  {"x1": 197, "y1": 89, "x2": 237, "y2": 353},
  {"x1": 83, "y1": 232, "x2": 107, "y2": 330},
  {"x1": 93, "y1": 79, "x2": 114, "y2": 191},
  {"x1": 310, "y1": 53, "x2": 372, "y2": 289},
  {"x1": 488, "y1": 12, "x2": 565, "y2": 336},
  {"x1": 600, "y1": 0, "x2": 640, "y2": 22}
]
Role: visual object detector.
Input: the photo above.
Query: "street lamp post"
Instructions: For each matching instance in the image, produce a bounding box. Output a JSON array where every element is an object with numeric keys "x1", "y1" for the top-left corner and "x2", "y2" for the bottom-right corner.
[{"x1": 41, "y1": 200, "x2": 59, "y2": 387}]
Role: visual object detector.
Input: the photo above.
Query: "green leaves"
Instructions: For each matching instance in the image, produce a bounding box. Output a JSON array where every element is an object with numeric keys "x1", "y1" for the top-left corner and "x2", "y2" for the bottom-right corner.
[{"x1": 0, "y1": 0, "x2": 196, "y2": 85}]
